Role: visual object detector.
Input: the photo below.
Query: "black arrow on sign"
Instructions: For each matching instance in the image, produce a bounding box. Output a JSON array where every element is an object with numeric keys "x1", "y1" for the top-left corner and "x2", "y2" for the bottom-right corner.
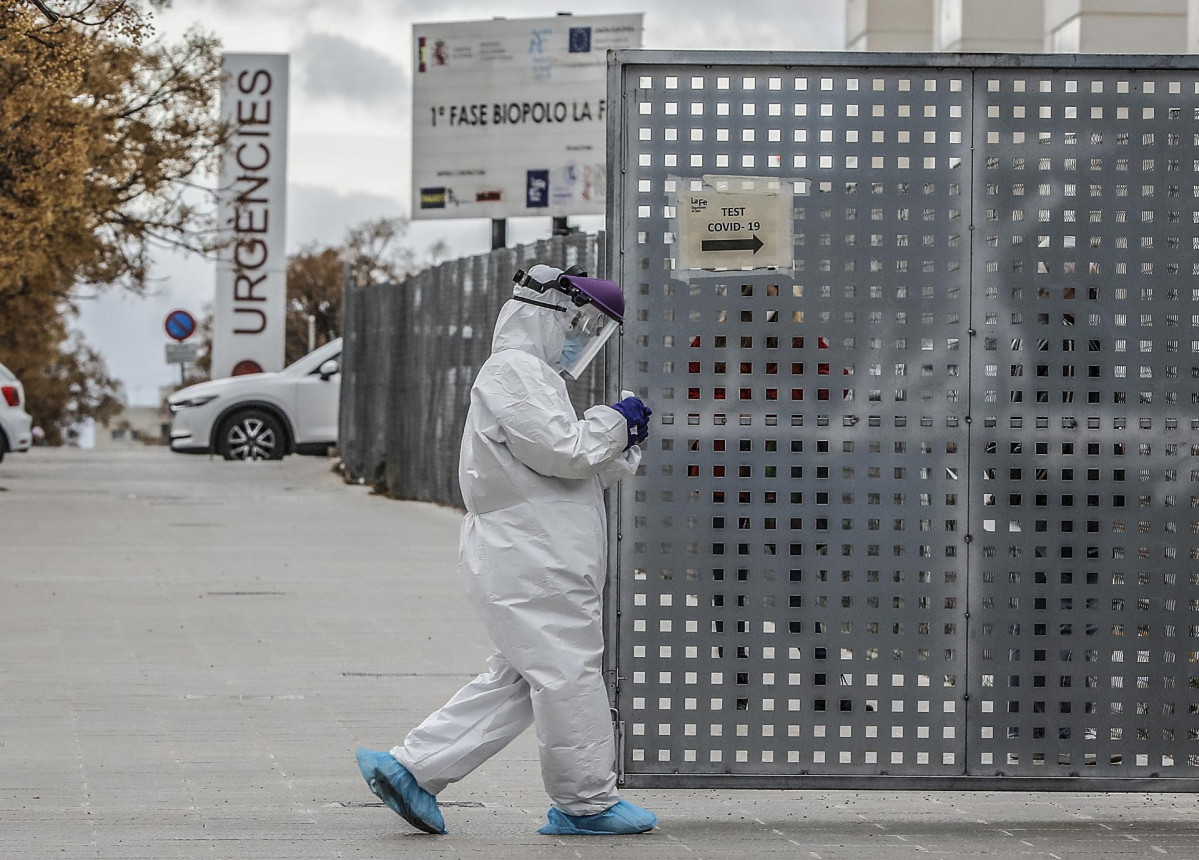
[{"x1": 701, "y1": 234, "x2": 765, "y2": 254}]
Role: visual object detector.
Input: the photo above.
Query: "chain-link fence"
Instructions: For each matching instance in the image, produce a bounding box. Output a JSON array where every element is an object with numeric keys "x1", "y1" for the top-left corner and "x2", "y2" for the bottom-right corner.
[{"x1": 339, "y1": 233, "x2": 610, "y2": 507}]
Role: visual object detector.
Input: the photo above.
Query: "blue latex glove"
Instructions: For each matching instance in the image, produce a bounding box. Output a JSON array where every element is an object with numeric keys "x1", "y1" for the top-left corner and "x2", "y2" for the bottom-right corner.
[
  {"x1": 629, "y1": 408, "x2": 651, "y2": 447},
  {"x1": 610, "y1": 396, "x2": 652, "y2": 449}
]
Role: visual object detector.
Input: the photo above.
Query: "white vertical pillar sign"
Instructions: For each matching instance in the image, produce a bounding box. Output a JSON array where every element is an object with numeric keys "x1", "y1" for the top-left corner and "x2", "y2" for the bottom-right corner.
[{"x1": 212, "y1": 53, "x2": 289, "y2": 379}]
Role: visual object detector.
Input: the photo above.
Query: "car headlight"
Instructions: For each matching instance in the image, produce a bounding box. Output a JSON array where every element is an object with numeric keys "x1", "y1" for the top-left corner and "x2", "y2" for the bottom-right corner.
[{"x1": 169, "y1": 394, "x2": 218, "y2": 413}]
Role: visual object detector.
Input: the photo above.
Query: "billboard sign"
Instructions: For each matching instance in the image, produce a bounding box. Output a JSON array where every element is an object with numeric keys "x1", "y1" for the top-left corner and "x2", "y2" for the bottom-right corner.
[
  {"x1": 212, "y1": 53, "x2": 289, "y2": 379},
  {"x1": 412, "y1": 14, "x2": 642, "y2": 221}
]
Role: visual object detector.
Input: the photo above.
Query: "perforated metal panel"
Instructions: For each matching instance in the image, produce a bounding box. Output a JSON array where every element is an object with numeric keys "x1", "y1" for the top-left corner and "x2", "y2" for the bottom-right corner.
[
  {"x1": 608, "y1": 53, "x2": 1199, "y2": 790},
  {"x1": 968, "y1": 68, "x2": 1199, "y2": 781}
]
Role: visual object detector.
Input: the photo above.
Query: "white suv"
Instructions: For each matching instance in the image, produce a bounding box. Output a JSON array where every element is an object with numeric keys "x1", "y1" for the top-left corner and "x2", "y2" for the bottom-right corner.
[
  {"x1": 0, "y1": 361, "x2": 33, "y2": 462},
  {"x1": 168, "y1": 339, "x2": 341, "y2": 460}
]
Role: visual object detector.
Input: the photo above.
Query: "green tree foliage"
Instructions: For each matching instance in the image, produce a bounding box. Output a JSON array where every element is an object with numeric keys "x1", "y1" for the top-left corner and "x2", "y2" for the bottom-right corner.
[{"x1": 0, "y1": 1, "x2": 224, "y2": 437}]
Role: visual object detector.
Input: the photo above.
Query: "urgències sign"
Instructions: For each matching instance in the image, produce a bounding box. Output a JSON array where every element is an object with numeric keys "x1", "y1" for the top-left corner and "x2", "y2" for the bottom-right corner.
[
  {"x1": 212, "y1": 53, "x2": 289, "y2": 378},
  {"x1": 412, "y1": 14, "x2": 642, "y2": 221}
]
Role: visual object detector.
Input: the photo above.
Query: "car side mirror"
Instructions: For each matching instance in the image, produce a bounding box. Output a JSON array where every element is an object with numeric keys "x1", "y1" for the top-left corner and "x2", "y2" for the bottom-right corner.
[{"x1": 318, "y1": 358, "x2": 340, "y2": 380}]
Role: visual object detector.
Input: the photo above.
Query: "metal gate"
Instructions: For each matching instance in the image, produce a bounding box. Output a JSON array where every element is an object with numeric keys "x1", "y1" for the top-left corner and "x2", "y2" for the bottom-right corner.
[{"x1": 607, "y1": 52, "x2": 1199, "y2": 790}]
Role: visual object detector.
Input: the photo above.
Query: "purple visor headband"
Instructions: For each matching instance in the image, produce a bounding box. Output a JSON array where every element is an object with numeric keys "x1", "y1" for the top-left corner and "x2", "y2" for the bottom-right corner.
[{"x1": 512, "y1": 266, "x2": 624, "y2": 324}]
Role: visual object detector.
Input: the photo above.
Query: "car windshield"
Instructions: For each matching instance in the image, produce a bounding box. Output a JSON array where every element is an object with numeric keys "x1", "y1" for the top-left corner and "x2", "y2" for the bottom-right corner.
[{"x1": 281, "y1": 339, "x2": 342, "y2": 376}]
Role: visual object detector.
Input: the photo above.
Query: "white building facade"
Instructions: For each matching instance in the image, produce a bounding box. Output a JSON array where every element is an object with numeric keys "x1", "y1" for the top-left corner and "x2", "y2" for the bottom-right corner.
[{"x1": 847, "y1": 0, "x2": 1190, "y2": 53}]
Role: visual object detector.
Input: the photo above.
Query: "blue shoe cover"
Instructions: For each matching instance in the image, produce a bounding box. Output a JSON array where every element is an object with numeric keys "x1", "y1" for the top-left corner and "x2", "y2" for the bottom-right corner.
[
  {"x1": 355, "y1": 748, "x2": 446, "y2": 834},
  {"x1": 537, "y1": 798, "x2": 659, "y2": 835}
]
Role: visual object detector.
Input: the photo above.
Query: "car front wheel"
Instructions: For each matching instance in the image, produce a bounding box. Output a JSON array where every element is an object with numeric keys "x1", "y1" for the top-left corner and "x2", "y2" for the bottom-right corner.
[{"x1": 217, "y1": 409, "x2": 286, "y2": 461}]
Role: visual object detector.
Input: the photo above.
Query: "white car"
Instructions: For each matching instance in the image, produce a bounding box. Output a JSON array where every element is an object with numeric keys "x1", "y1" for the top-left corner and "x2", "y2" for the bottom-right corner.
[
  {"x1": 168, "y1": 339, "x2": 342, "y2": 460},
  {"x1": 0, "y1": 361, "x2": 33, "y2": 462}
]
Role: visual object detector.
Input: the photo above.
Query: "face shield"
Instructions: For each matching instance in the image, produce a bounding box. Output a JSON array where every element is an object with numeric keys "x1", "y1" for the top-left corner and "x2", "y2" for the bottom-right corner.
[
  {"x1": 559, "y1": 303, "x2": 618, "y2": 379},
  {"x1": 512, "y1": 265, "x2": 625, "y2": 379}
]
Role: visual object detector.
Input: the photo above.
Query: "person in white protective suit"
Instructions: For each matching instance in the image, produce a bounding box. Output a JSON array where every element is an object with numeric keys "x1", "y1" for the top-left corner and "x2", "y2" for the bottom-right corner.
[{"x1": 356, "y1": 263, "x2": 658, "y2": 837}]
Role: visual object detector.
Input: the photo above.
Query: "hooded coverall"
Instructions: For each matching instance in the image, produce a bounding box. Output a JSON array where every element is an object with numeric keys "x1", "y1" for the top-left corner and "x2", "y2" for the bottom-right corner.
[{"x1": 391, "y1": 292, "x2": 640, "y2": 815}]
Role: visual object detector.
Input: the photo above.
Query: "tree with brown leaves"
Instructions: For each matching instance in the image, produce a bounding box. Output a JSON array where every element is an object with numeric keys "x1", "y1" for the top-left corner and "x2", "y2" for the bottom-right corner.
[
  {"x1": 0, "y1": 1, "x2": 224, "y2": 438},
  {"x1": 282, "y1": 217, "x2": 448, "y2": 365}
]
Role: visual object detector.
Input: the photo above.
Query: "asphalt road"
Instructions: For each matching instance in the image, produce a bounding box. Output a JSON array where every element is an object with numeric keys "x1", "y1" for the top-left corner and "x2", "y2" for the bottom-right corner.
[{"x1": 1, "y1": 447, "x2": 1197, "y2": 859}]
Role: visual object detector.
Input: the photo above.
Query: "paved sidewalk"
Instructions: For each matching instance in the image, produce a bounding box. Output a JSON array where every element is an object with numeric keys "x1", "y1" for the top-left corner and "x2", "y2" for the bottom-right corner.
[{"x1": 1, "y1": 447, "x2": 1197, "y2": 859}]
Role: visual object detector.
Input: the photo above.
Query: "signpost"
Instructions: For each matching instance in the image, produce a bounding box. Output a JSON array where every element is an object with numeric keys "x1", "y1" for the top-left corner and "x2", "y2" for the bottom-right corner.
[
  {"x1": 164, "y1": 309, "x2": 196, "y2": 342},
  {"x1": 165, "y1": 342, "x2": 199, "y2": 365},
  {"x1": 212, "y1": 52, "x2": 289, "y2": 379},
  {"x1": 676, "y1": 176, "x2": 794, "y2": 273},
  {"x1": 164, "y1": 309, "x2": 198, "y2": 385}
]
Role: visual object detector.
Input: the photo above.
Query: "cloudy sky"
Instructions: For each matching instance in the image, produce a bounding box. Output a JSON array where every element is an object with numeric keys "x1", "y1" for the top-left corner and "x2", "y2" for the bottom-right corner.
[{"x1": 76, "y1": 0, "x2": 846, "y2": 405}]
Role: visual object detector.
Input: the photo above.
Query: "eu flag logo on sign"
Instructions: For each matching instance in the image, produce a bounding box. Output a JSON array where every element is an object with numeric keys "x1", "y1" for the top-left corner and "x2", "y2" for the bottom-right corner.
[{"x1": 568, "y1": 27, "x2": 591, "y2": 53}]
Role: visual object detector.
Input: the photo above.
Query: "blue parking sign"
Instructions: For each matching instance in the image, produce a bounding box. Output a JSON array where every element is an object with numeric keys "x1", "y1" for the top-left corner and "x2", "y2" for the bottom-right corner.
[{"x1": 165, "y1": 309, "x2": 197, "y2": 342}]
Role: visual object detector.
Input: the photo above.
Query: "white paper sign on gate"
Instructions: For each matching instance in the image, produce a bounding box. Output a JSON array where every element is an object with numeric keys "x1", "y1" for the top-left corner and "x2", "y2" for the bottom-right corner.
[{"x1": 676, "y1": 176, "x2": 793, "y2": 273}]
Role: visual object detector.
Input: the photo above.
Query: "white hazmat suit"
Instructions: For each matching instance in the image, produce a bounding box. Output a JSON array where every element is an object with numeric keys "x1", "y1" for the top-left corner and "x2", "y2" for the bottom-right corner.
[{"x1": 391, "y1": 270, "x2": 641, "y2": 815}]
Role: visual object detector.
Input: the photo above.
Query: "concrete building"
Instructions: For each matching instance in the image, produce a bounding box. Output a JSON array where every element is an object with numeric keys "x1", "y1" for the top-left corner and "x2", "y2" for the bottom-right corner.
[
  {"x1": 1045, "y1": 0, "x2": 1187, "y2": 53},
  {"x1": 846, "y1": 0, "x2": 935, "y2": 50},
  {"x1": 935, "y1": 0, "x2": 1045, "y2": 52},
  {"x1": 848, "y1": 0, "x2": 1190, "y2": 53}
]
